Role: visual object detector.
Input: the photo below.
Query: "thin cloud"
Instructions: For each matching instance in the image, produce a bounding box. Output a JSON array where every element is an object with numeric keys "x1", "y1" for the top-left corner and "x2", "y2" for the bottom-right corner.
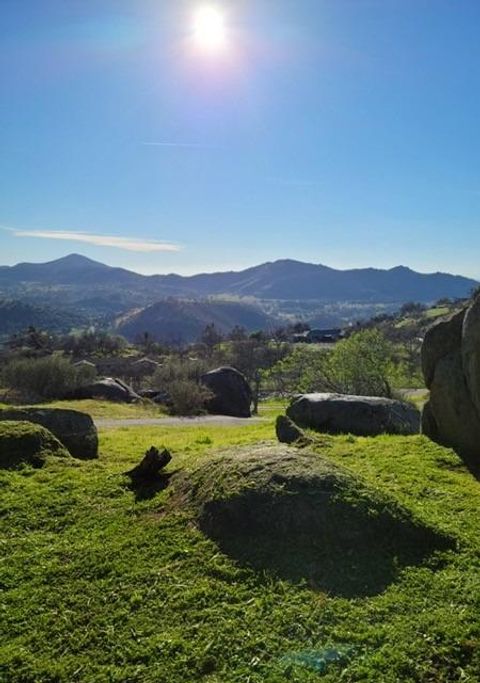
[{"x1": 6, "y1": 228, "x2": 181, "y2": 253}]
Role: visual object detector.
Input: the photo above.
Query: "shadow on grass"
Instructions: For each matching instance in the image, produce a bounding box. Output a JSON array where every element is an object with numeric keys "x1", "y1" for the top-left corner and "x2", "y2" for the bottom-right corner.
[{"x1": 198, "y1": 490, "x2": 454, "y2": 598}]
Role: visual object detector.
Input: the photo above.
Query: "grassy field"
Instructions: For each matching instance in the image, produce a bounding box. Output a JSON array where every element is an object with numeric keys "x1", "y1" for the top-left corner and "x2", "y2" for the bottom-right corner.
[
  {"x1": 2, "y1": 405, "x2": 480, "y2": 681},
  {"x1": 35, "y1": 398, "x2": 168, "y2": 420}
]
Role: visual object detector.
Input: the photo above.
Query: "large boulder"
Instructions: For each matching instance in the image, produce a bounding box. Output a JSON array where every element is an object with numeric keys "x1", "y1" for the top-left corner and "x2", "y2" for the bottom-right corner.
[
  {"x1": 421, "y1": 298, "x2": 480, "y2": 471},
  {"x1": 70, "y1": 377, "x2": 140, "y2": 404},
  {"x1": 200, "y1": 366, "x2": 252, "y2": 418},
  {"x1": 0, "y1": 421, "x2": 70, "y2": 469},
  {"x1": 286, "y1": 393, "x2": 420, "y2": 436},
  {"x1": 0, "y1": 408, "x2": 98, "y2": 459},
  {"x1": 178, "y1": 445, "x2": 452, "y2": 597}
]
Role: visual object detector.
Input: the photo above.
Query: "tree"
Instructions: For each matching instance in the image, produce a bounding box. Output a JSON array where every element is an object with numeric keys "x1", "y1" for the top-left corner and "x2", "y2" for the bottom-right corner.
[
  {"x1": 264, "y1": 329, "x2": 396, "y2": 398},
  {"x1": 200, "y1": 324, "x2": 223, "y2": 355},
  {"x1": 221, "y1": 338, "x2": 290, "y2": 413},
  {"x1": 228, "y1": 325, "x2": 247, "y2": 341},
  {"x1": 400, "y1": 302, "x2": 426, "y2": 317}
]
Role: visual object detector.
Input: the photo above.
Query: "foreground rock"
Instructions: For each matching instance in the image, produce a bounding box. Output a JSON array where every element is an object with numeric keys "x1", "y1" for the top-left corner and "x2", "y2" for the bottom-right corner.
[
  {"x1": 178, "y1": 445, "x2": 451, "y2": 597},
  {"x1": 0, "y1": 421, "x2": 69, "y2": 469},
  {"x1": 421, "y1": 300, "x2": 480, "y2": 471},
  {"x1": 70, "y1": 377, "x2": 140, "y2": 403},
  {"x1": 286, "y1": 393, "x2": 420, "y2": 437},
  {"x1": 0, "y1": 408, "x2": 98, "y2": 459},
  {"x1": 200, "y1": 366, "x2": 252, "y2": 418}
]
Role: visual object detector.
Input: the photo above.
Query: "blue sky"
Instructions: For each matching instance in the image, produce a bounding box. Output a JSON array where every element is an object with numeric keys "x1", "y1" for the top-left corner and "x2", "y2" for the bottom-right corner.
[{"x1": 1, "y1": 0, "x2": 480, "y2": 277}]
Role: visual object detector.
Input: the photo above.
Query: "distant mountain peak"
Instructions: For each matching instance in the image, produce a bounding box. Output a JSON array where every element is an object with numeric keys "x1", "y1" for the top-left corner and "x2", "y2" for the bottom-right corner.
[{"x1": 48, "y1": 253, "x2": 107, "y2": 267}]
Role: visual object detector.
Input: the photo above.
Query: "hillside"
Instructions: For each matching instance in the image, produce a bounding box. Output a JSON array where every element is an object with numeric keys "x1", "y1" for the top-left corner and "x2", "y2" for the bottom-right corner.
[
  {"x1": 116, "y1": 299, "x2": 275, "y2": 343},
  {"x1": 0, "y1": 254, "x2": 476, "y2": 305},
  {"x1": 0, "y1": 299, "x2": 84, "y2": 339}
]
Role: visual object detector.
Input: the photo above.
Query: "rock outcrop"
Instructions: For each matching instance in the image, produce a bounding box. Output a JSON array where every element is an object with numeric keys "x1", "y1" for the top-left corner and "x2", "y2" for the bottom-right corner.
[
  {"x1": 0, "y1": 407, "x2": 98, "y2": 459},
  {"x1": 421, "y1": 300, "x2": 480, "y2": 470},
  {"x1": 286, "y1": 393, "x2": 420, "y2": 437},
  {"x1": 200, "y1": 366, "x2": 252, "y2": 418}
]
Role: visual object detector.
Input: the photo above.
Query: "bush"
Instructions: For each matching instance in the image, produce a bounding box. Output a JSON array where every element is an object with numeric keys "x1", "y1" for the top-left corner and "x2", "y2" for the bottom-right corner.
[
  {"x1": 167, "y1": 380, "x2": 213, "y2": 416},
  {"x1": 150, "y1": 357, "x2": 213, "y2": 415},
  {"x1": 150, "y1": 357, "x2": 210, "y2": 388},
  {"x1": 1, "y1": 355, "x2": 97, "y2": 401}
]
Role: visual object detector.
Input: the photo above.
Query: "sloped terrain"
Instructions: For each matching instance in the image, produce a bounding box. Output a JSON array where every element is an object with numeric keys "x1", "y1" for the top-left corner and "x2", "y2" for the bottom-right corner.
[
  {"x1": 179, "y1": 445, "x2": 452, "y2": 597},
  {"x1": 116, "y1": 298, "x2": 275, "y2": 343}
]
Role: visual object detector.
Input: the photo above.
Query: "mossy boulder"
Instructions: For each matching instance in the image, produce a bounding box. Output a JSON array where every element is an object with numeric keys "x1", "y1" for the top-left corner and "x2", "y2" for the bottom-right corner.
[
  {"x1": 178, "y1": 445, "x2": 452, "y2": 597},
  {"x1": 0, "y1": 421, "x2": 70, "y2": 469},
  {"x1": 0, "y1": 408, "x2": 98, "y2": 459}
]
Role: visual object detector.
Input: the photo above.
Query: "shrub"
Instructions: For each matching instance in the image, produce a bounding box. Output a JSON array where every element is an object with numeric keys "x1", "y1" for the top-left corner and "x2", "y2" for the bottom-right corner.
[
  {"x1": 167, "y1": 380, "x2": 213, "y2": 416},
  {"x1": 150, "y1": 357, "x2": 210, "y2": 388},
  {"x1": 150, "y1": 357, "x2": 213, "y2": 415},
  {"x1": 1, "y1": 355, "x2": 97, "y2": 401}
]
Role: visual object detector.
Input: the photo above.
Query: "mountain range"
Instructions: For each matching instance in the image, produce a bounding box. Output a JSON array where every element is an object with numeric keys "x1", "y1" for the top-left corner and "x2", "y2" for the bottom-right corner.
[
  {"x1": 0, "y1": 253, "x2": 476, "y2": 303},
  {"x1": 0, "y1": 254, "x2": 477, "y2": 341}
]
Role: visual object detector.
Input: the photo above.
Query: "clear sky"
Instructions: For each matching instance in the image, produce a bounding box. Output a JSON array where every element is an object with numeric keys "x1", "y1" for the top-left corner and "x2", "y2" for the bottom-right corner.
[{"x1": 2, "y1": 0, "x2": 480, "y2": 277}]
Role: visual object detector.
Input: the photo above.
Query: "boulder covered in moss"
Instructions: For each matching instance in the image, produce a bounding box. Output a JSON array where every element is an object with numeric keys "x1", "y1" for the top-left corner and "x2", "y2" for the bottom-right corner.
[
  {"x1": 178, "y1": 445, "x2": 452, "y2": 597},
  {"x1": 0, "y1": 408, "x2": 98, "y2": 459},
  {"x1": 0, "y1": 421, "x2": 70, "y2": 469}
]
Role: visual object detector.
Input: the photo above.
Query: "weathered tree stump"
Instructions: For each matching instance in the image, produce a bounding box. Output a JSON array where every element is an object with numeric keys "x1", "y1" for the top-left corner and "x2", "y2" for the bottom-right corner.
[{"x1": 126, "y1": 446, "x2": 172, "y2": 481}]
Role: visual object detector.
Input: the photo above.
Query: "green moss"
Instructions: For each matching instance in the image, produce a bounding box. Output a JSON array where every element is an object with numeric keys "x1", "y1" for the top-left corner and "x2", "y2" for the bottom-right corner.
[
  {"x1": 179, "y1": 445, "x2": 452, "y2": 598},
  {"x1": 0, "y1": 421, "x2": 70, "y2": 469}
]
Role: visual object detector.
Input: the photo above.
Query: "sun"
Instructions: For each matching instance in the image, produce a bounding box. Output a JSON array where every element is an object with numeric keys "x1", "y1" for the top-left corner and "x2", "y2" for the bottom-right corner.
[{"x1": 193, "y1": 6, "x2": 227, "y2": 52}]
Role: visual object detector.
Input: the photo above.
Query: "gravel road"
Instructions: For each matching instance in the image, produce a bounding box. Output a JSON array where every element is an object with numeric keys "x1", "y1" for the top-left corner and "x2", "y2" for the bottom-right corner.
[{"x1": 95, "y1": 415, "x2": 266, "y2": 428}]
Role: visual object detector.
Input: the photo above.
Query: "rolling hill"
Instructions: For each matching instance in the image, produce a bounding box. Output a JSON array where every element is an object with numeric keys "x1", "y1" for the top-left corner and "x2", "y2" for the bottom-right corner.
[
  {"x1": 115, "y1": 299, "x2": 275, "y2": 344},
  {"x1": 0, "y1": 299, "x2": 85, "y2": 339}
]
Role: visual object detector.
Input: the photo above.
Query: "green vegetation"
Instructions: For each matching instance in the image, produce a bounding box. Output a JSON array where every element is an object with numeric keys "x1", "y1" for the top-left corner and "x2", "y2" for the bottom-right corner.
[
  {"x1": 37, "y1": 398, "x2": 167, "y2": 420},
  {"x1": 150, "y1": 357, "x2": 213, "y2": 415},
  {"x1": 1, "y1": 355, "x2": 96, "y2": 401},
  {"x1": 2, "y1": 404, "x2": 480, "y2": 681},
  {"x1": 0, "y1": 420, "x2": 69, "y2": 469},
  {"x1": 264, "y1": 329, "x2": 400, "y2": 397}
]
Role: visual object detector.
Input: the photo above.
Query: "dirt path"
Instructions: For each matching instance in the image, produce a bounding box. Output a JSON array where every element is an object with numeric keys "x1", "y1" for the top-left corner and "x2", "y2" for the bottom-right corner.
[{"x1": 95, "y1": 415, "x2": 266, "y2": 428}]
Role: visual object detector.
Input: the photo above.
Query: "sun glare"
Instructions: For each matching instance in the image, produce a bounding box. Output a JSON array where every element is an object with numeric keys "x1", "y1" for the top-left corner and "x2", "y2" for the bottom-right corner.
[{"x1": 193, "y1": 6, "x2": 227, "y2": 52}]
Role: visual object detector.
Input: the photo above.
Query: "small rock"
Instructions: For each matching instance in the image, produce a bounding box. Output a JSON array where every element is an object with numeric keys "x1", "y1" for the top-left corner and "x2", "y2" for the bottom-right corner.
[{"x1": 276, "y1": 415, "x2": 310, "y2": 444}]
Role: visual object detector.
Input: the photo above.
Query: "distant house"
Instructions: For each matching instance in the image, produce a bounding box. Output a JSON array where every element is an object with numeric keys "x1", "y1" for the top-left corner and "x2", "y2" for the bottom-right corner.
[{"x1": 293, "y1": 328, "x2": 344, "y2": 344}]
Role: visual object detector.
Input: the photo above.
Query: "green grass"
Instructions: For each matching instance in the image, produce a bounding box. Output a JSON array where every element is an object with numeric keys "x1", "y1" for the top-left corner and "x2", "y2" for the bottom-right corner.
[
  {"x1": 34, "y1": 398, "x2": 167, "y2": 420},
  {"x1": 2, "y1": 411, "x2": 480, "y2": 681},
  {"x1": 424, "y1": 306, "x2": 451, "y2": 319}
]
